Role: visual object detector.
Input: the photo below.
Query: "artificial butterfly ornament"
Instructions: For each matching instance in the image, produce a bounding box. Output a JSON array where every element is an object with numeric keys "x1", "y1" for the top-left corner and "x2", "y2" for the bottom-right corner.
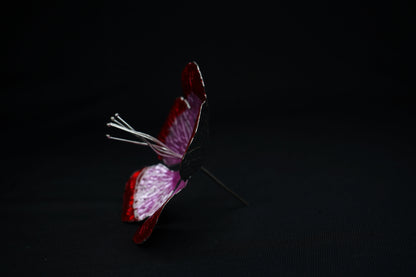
[{"x1": 106, "y1": 62, "x2": 247, "y2": 244}]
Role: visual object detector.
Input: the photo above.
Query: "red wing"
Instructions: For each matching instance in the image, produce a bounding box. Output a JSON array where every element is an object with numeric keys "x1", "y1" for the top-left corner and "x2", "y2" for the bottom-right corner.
[
  {"x1": 121, "y1": 169, "x2": 143, "y2": 222},
  {"x1": 157, "y1": 62, "x2": 208, "y2": 167},
  {"x1": 132, "y1": 196, "x2": 172, "y2": 244},
  {"x1": 181, "y1": 61, "x2": 207, "y2": 102}
]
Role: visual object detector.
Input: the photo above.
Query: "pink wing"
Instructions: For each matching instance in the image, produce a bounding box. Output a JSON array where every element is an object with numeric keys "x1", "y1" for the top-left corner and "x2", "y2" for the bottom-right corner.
[
  {"x1": 121, "y1": 163, "x2": 187, "y2": 243},
  {"x1": 132, "y1": 195, "x2": 173, "y2": 244},
  {"x1": 157, "y1": 62, "x2": 207, "y2": 166},
  {"x1": 121, "y1": 164, "x2": 187, "y2": 222}
]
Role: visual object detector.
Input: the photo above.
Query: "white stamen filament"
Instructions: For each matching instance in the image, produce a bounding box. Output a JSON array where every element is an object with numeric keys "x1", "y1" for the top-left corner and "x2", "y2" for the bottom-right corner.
[
  {"x1": 106, "y1": 113, "x2": 182, "y2": 159},
  {"x1": 114, "y1": 113, "x2": 134, "y2": 130},
  {"x1": 106, "y1": 134, "x2": 147, "y2": 146},
  {"x1": 110, "y1": 117, "x2": 126, "y2": 129}
]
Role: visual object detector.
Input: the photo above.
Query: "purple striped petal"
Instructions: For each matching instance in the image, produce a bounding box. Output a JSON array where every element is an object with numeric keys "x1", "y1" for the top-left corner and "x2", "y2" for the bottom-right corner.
[{"x1": 132, "y1": 163, "x2": 188, "y2": 221}]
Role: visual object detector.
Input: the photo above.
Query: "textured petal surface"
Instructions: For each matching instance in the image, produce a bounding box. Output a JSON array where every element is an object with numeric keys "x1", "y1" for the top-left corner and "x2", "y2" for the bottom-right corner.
[
  {"x1": 131, "y1": 164, "x2": 187, "y2": 221},
  {"x1": 157, "y1": 96, "x2": 189, "y2": 153},
  {"x1": 158, "y1": 62, "x2": 207, "y2": 166},
  {"x1": 121, "y1": 163, "x2": 187, "y2": 244},
  {"x1": 161, "y1": 93, "x2": 203, "y2": 166}
]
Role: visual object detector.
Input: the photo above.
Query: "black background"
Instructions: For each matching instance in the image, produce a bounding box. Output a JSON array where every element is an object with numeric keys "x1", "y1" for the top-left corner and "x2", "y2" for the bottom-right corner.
[{"x1": 2, "y1": 1, "x2": 415, "y2": 276}]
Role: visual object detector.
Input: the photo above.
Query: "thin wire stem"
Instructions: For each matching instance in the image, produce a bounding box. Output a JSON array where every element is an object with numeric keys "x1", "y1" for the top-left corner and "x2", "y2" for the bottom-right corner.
[{"x1": 200, "y1": 167, "x2": 249, "y2": 206}]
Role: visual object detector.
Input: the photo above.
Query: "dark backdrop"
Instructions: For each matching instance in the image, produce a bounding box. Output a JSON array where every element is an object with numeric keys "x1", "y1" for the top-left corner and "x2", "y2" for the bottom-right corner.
[{"x1": 2, "y1": 1, "x2": 415, "y2": 276}]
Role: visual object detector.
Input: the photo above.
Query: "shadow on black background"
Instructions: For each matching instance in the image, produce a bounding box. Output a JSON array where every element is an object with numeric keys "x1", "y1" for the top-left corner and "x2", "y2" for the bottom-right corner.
[{"x1": 2, "y1": 1, "x2": 415, "y2": 276}]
